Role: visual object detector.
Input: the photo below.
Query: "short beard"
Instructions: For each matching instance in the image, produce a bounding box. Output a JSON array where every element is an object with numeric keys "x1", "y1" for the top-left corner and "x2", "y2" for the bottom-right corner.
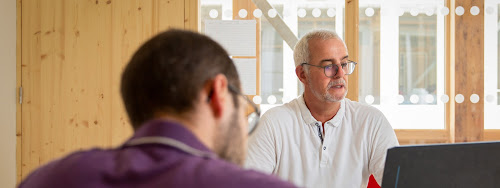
[
  {"x1": 307, "y1": 77, "x2": 348, "y2": 102},
  {"x1": 213, "y1": 110, "x2": 246, "y2": 166}
]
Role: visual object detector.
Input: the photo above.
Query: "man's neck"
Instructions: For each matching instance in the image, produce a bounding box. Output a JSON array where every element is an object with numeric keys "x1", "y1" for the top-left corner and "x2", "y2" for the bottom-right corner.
[
  {"x1": 154, "y1": 112, "x2": 215, "y2": 150},
  {"x1": 303, "y1": 92, "x2": 342, "y2": 124}
]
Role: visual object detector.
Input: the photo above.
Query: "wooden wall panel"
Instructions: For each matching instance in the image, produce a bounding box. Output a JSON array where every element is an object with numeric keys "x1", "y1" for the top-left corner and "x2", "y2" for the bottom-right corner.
[
  {"x1": 16, "y1": 0, "x2": 23, "y2": 183},
  {"x1": 445, "y1": 0, "x2": 456, "y2": 143},
  {"x1": 185, "y1": 0, "x2": 200, "y2": 32},
  {"x1": 454, "y1": 0, "x2": 484, "y2": 142},
  {"x1": 21, "y1": 0, "x2": 41, "y2": 179},
  {"x1": 19, "y1": 0, "x2": 197, "y2": 181},
  {"x1": 158, "y1": 0, "x2": 185, "y2": 30},
  {"x1": 108, "y1": 0, "x2": 157, "y2": 146},
  {"x1": 345, "y1": 0, "x2": 359, "y2": 101}
]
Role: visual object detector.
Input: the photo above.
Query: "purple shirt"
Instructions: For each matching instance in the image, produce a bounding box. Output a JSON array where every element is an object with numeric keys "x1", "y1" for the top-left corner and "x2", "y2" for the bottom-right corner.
[{"x1": 19, "y1": 120, "x2": 297, "y2": 188}]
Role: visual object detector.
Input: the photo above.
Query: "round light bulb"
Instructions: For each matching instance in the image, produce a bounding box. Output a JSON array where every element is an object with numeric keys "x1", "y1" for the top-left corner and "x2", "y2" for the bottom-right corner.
[
  {"x1": 470, "y1": 6, "x2": 480, "y2": 16},
  {"x1": 410, "y1": 95, "x2": 419, "y2": 104},
  {"x1": 440, "y1": 95, "x2": 450, "y2": 103},
  {"x1": 327, "y1": 8, "x2": 336, "y2": 17},
  {"x1": 312, "y1": 8, "x2": 321, "y2": 17},
  {"x1": 297, "y1": 8, "x2": 307, "y2": 18},
  {"x1": 253, "y1": 95, "x2": 262, "y2": 104},
  {"x1": 440, "y1": 7, "x2": 450, "y2": 16},
  {"x1": 365, "y1": 8, "x2": 375, "y2": 17},
  {"x1": 455, "y1": 94, "x2": 464, "y2": 103},
  {"x1": 238, "y1": 9, "x2": 248, "y2": 18},
  {"x1": 268, "y1": 9, "x2": 278, "y2": 18},
  {"x1": 209, "y1": 9, "x2": 218, "y2": 18},
  {"x1": 470, "y1": 94, "x2": 480, "y2": 103},
  {"x1": 486, "y1": 95, "x2": 495, "y2": 103},
  {"x1": 410, "y1": 8, "x2": 419, "y2": 16},
  {"x1": 425, "y1": 8, "x2": 434, "y2": 16},
  {"x1": 455, "y1": 6, "x2": 465, "y2": 16},
  {"x1": 253, "y1": 9, "x2": 262, "y2": 18}
]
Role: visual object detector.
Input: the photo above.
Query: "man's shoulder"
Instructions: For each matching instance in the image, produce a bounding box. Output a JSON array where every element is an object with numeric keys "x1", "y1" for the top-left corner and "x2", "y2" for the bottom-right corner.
[
  {"x1": 19, "y1": 148, "x2": 109, "y2": 188},
  {"x1": 261, "y1": 99, "x2": 300, "y2": 120},
  {"x1": 344, "y1": 98, "x2": 384, "y2": 116}
]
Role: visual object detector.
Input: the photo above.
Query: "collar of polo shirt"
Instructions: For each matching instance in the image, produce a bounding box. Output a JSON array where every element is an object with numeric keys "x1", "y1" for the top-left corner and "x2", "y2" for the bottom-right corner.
[{"x1": 298, "y1": 95, "x2": 345, "y2": 128}]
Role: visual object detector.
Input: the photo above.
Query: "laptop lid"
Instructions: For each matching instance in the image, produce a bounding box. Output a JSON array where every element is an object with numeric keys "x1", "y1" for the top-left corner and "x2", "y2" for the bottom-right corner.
[{"x1": 381, "y1": 141, "x2": 500, "y2": 188}]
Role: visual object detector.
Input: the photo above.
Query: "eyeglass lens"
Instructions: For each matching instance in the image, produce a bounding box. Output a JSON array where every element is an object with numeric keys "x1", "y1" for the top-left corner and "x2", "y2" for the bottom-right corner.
[
  {"x1": 247, "y1": 112, "x2": 259, "y2": 134},
  {"x1": 324, "y1": 62, "x2": 355, "y2": 77}
]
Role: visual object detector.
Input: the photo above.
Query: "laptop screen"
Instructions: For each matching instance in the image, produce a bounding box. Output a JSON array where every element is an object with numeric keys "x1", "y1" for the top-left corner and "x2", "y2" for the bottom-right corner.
[{"x1": 381, "y1": 141, "x2": 500, "y2": 188}]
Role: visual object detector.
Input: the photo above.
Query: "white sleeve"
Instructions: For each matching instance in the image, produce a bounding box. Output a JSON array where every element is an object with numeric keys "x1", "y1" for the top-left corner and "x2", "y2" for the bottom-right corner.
[
  {"x1": 369, "y1": 114, "x2": 399, "y2": 184},
  {"x1": 244, "y1": 115, "x2": 277, "y2": 174}
]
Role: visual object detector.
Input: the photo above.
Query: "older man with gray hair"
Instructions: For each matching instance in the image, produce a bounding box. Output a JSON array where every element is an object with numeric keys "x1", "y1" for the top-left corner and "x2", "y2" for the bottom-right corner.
[{"x1": 245, "y1": 29, "x2": 399, "y2": 187}]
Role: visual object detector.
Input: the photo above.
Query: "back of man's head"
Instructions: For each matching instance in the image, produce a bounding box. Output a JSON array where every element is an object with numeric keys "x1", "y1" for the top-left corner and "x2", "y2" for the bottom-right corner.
[{"x1": 120, "y1": 29, "x2": 240, "y2": 130}]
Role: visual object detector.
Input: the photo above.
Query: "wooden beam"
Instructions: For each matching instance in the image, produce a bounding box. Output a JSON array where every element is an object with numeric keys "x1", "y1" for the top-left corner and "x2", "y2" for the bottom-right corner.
[
  {"x1": 395, "y1": 129, "x2": 449, "y2": 144},
  {"x1": 446, "y1": 0, "x2": 456, "y2": 143},
  {"x1": 345, "y1": 0, "x2": 359, "y2": 101},
  {"x1": 16, "y1": 0, "x2": 22, "y2": 184},
  {"x1": 184, "y1": 0, "x2": 199, "y2": 32},
  {"x1": 252, "y1": 0, "x2": 298, "y2": 49},
  {"x1": 484, "y1": 130, "x2": 500, "y2": 141},
  {"x1": 454, "y1": 0, "x2": 484, "y2": 142}
]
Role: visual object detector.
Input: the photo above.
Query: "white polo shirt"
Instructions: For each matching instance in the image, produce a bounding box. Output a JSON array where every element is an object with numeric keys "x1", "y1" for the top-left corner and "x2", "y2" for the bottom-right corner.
[{"x1": 245, "y1": 96, "x2": 399, "y2": 188}]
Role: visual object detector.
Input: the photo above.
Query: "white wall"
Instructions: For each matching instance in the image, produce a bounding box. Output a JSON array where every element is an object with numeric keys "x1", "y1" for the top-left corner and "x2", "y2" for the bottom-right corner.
[{"x1": 0, "y1": 0, "x2": 17, "y2": 187}]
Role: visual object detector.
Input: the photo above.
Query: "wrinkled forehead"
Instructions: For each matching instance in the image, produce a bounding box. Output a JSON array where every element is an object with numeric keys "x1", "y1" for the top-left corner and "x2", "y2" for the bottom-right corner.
[{"x1": 308, "y1": 38, "x2": 348, "y2": 62}]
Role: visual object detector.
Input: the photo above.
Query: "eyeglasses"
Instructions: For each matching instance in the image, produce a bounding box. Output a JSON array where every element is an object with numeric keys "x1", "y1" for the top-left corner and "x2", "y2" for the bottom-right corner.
[
  {"x1": 228, "y1": 85, "x2": 261, "y2": 135},
  {"x1": 301, "y1": 60, "x2": 357, "y2": 78}
]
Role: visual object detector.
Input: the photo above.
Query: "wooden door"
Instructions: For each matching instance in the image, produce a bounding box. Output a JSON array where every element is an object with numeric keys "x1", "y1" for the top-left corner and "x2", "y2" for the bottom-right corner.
[{"x1": 18, "y1": 0, "x2": 198, "y2": 182}]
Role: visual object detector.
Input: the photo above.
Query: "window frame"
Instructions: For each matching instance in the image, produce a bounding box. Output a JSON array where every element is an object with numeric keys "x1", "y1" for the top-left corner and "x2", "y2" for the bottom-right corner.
[{"x1": 200, "y1": 0, "x2": 500, "y2": 144}]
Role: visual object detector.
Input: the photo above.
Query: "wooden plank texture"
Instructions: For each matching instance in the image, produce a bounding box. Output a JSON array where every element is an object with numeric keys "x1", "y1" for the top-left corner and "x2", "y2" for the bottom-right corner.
[
  {"x1": 395, "y1": 130, "x2": 449, "y2": 143},
  {"x1": 16, "y1": 0, "x2": 23, "y2": 184},
  {"x1": 446, "y1": 0, "x2": 456, "y2": 143},
  {"x1": 345, "y1": 0, "x2": 359, "y2": 101},
  {"x1": 454, "y1": 0, "x2": 484, "y2": 142},
  {"x1": 185, "y1": 0, "x2": 200, "y2": 32},
  {"x1": 158, "y1": 0, "x2": 185, "y2": 30},
  {"x1": 19, "y1": 0, "x2": 193, "y2": 181},
  {"x1": 484, "y1": 130, "x2": 500, "y2": 141}
]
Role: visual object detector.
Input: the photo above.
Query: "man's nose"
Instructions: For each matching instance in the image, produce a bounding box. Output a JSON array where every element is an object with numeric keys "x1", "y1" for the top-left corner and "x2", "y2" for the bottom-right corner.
[{"x1": 334, "y1": 65, "x2": 346, "y2": 79}]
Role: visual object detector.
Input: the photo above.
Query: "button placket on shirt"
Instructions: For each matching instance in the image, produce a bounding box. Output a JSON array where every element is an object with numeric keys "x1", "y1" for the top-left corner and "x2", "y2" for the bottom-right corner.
[
  {"x1": 314, "y1": 122, "x2": 323, "y2": 143},
  {"x1": 322, "y1": 123, "x2": 327, "y2": 151},
  {"x1": 319, "y1": 122, "x2": 329, "y2": 167},
  {"x1": 320, "y1": 122, "x2": 337, "y2": 167}
]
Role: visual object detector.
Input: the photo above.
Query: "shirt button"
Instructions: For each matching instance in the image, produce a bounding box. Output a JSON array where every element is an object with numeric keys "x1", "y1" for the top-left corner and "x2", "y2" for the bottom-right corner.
[
  {"x1": 315, "y1": 122, "x2": 319, "y2": 126},
  {"x1": 323, "y1": 146, "x2": 326, "y2": 150}
]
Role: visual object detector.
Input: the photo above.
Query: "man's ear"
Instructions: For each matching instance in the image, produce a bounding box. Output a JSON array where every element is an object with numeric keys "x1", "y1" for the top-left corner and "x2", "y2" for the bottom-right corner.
[
  {"x1": 205, "y1": 74, "x2": 229, "y2": 119},
  {"x1": 296, "y1": 66, "x2": 307, "y2": 84}
]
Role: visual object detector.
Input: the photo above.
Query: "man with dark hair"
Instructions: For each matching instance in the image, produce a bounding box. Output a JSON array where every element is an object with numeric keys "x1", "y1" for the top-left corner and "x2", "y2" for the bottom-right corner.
[{"x1": 19, "y1": 29, "x2": 297, "y2": 188}]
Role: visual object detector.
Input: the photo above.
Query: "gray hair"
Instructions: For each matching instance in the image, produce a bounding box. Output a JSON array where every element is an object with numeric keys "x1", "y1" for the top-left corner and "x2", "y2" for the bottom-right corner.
[{"x1": 293, "y1": 29, "x2": 344, "y2": 69}]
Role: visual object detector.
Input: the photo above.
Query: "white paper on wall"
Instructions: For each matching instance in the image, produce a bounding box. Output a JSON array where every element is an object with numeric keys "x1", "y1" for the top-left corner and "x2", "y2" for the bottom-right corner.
[
  {"x1": 233, "y1": 58, "x2": 257, "y2": 95},
  {"x1": 204, "y1": 20, "x2": 256, "y2": 56}
]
